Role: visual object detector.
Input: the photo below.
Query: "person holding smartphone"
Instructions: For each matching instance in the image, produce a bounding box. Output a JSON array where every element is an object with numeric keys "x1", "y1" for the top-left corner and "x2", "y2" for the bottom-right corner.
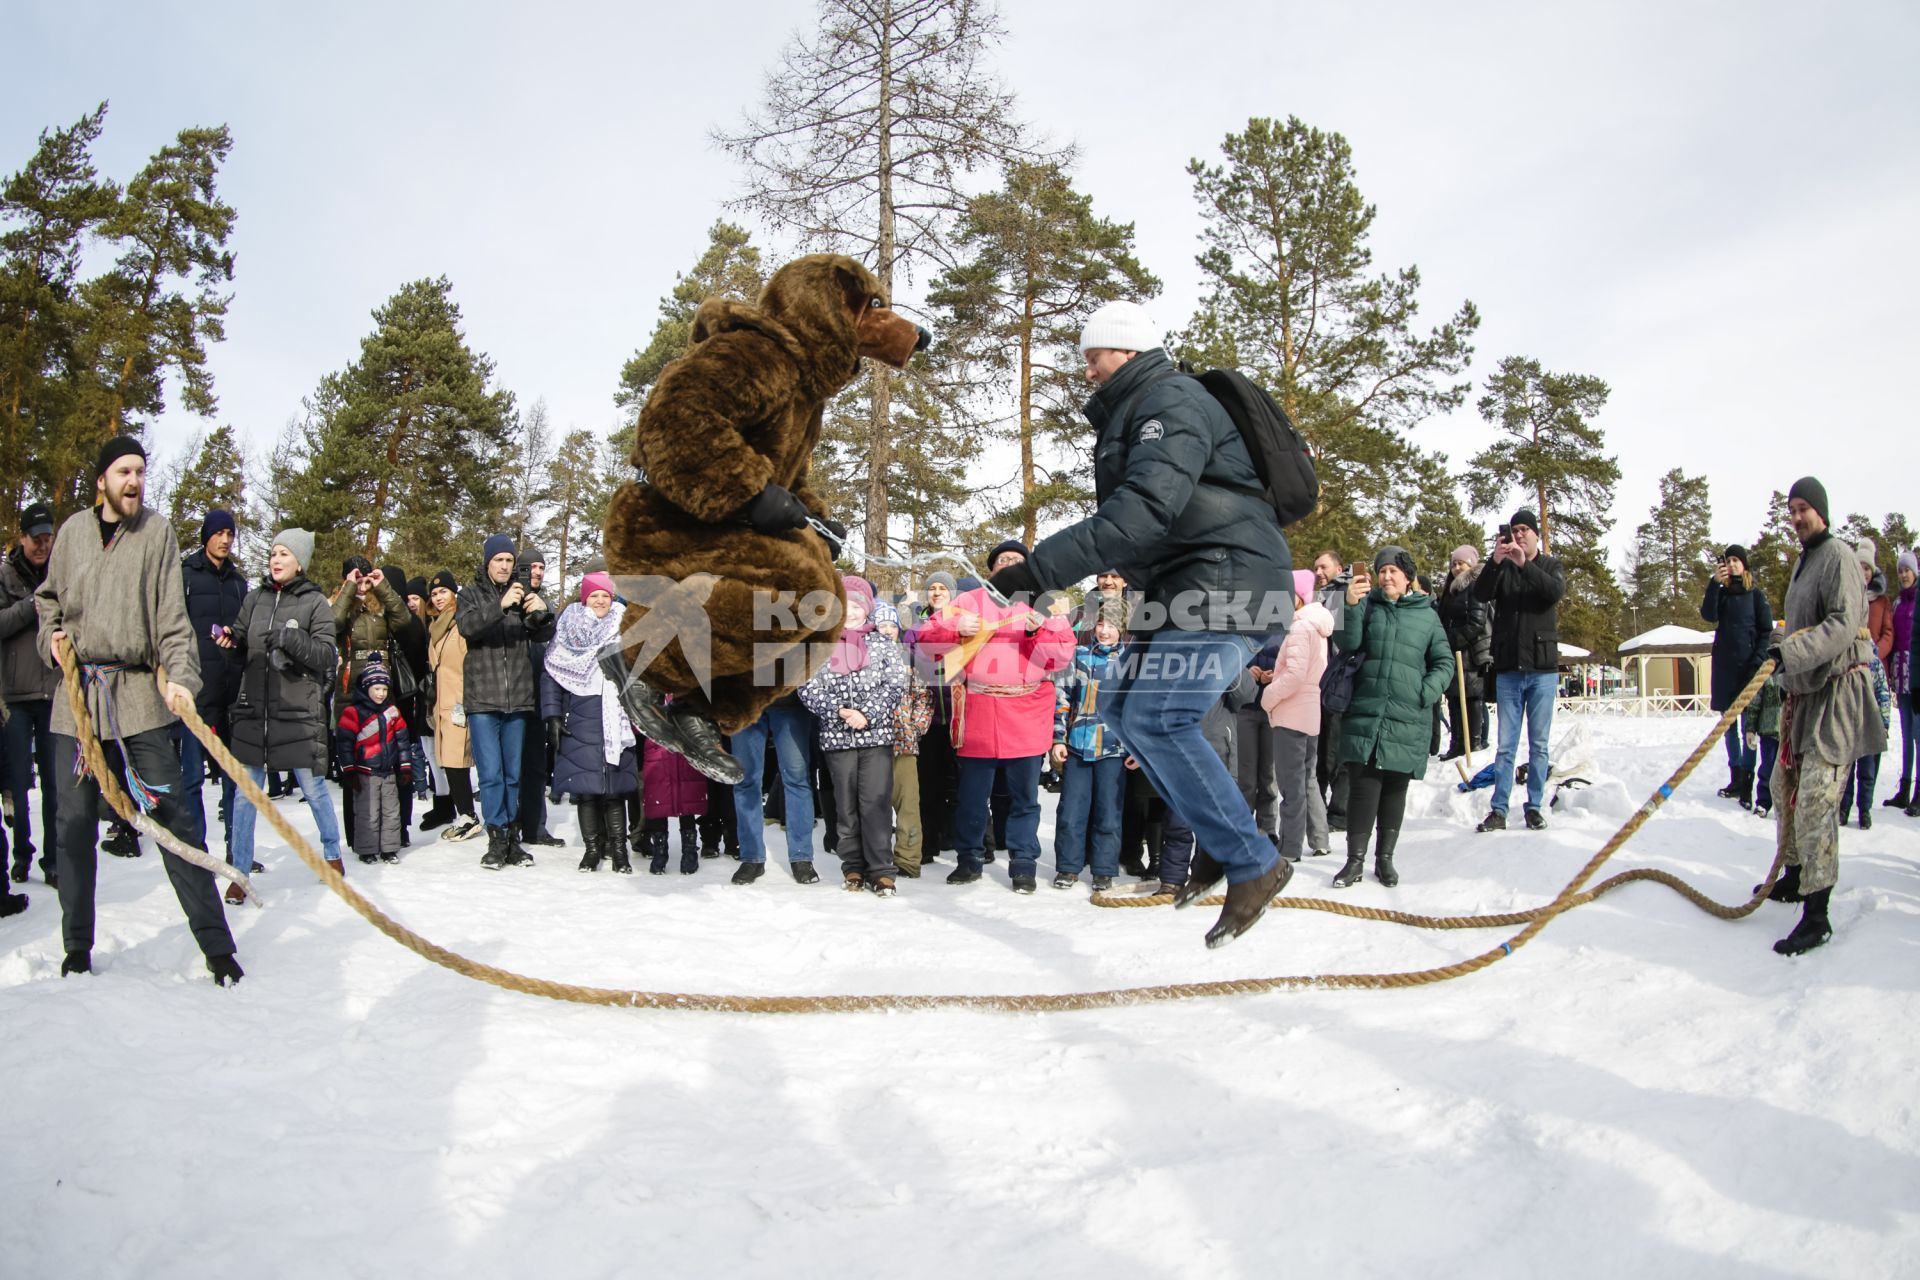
[
  {"x1": 1473, "y1": 509, "x2": 1566, "y2": 832},
  {"x1": 455, "y1": 534, "x2": 556, "y2": 869}
]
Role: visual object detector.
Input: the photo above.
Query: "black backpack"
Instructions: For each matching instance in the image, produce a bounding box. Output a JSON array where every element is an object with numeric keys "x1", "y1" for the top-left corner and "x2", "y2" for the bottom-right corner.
[{"x1": 1180, "y1": 363, "x2": 1320, "y2": 528}]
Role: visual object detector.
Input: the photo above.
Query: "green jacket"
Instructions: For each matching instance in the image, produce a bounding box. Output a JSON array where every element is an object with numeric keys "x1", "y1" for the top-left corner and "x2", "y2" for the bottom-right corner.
[{"x1": 1334, "y1": 587, "x2": 1454, "y2": 778}]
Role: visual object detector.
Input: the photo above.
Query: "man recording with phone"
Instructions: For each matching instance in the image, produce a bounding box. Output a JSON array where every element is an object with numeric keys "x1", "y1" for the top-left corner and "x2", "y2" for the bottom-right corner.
[
  {"x1": 455, "y1": 534, "x2": 555, "y2": 869},
  {"x1": 1473, "y1": 508, "x2": 1565, "y2": 832}
]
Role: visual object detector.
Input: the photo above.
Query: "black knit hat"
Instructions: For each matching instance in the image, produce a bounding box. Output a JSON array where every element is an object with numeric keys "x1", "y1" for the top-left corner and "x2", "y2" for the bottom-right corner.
[
  {"x1": 430, "y1": 569, "x2": 458, "y2": 594},
  {"x1": 1722, "y1": 544, "x2": 1749, "y2": 565},
  {"x1": 380, "y1": 563, "x2": 407, "y2": 589},
  {"x1": 1509, "y1": 508, "x2": 1541, "y2": 536},
  {"x1": 94, "y1": 434, "x2": 146, "y2": 477},
  {"x1": 199, "y1": 508, "x2": 236, "y2": 545},
  {"x1": 405, "y1": 576, "x2": 428, "y2": 600},
  {"x1": 1787, "y1": 477, "x2": 1829, "y2": 527},
  {"x1": 1373, "y1": 545, "x2": 1416, "y2": 578},
  {"x1": 986, "y1": 538, "x2": 1030, "y2": 572}
]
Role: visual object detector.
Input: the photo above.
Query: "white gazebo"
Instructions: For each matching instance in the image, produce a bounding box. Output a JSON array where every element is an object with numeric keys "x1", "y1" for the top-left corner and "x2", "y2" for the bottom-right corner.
[{"x1": 1617, "y1": 625, "x2": 1715, "y2": 712}]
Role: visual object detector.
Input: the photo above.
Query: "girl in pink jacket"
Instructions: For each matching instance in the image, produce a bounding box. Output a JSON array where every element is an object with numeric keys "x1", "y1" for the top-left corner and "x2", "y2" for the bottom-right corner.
[{"x1": 1262, "y1": 570, "x2": 1333, "y2": 863}]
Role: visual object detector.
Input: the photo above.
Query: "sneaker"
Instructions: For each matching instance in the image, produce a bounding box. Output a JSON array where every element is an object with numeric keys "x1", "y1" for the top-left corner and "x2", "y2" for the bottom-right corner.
[
  {"x1": 357, "y1": 853, "x2": 378, "y2": 865},
  {"x1": 442, "y1": 816, "x2": 482, "y2": 842},
  {"x1": 945, "y1": 865, "x2": 982, "y2": 885},
  {"x1": 1524, "y1": 808, "x2": 1546, "y2": 830},
  {"x1": 379, "y1": 852, "x2": 399, "y2": 864},
  {"x1": 224, "y1": 881, "x2": 247, "y2": 907},
  {"x1": 1477, "y1": 811, "x2": 1507, "y2": 833},
  {"x1": 1051, "y1": 872, "x2": 1078, "y2": 890},
  {"x1": 1010, "y1": 874, "x2": 1037, "y2": 894}
]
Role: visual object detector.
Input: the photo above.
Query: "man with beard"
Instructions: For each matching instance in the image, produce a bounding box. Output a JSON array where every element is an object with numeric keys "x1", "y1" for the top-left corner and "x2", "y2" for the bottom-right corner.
[
  {"x1": 35, "y1": 437, "x2": 242, "y2": 984},
  {"x1": 1, "y1": 501, "x2": 59, "y2": 891}
]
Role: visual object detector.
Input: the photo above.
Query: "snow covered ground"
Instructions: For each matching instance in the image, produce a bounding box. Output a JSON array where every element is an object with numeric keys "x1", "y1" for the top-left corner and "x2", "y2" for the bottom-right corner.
[{"x1": 3, "y1": 715, "x2": 1916, "y2": 1279}]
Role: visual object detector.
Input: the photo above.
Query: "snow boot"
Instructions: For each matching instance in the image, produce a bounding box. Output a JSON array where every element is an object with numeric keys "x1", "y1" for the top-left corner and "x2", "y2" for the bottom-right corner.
[
  {"x1": 731, "y1": 861, "x2": 764, "y2": 885},
  {"x1": 61, "y1": 950, "x2": 90, "y2": 976},
  {"x1": 1758, "y1": 863, "x2": 1802, "y2": 903},
  {"x1": 1735, "y1": 768, "x2": 1755, "y2": 811},
  {"x1": 647, "y1": 828, "x2": 670, "y2": 875},
  {"x1": 481, "y1": 826, "x2": 511, "y2": 870},
  {"x1": 1716, "y1": 766, "x2": 1741, "y2": 799},
  {"x1": 790, "y1": 860, "x2": 819, "y2": 884},
  {"x1": 1773, "y1": 888, "x2": 1832, "y2": 955},
  {"x1": 103, "y1": 823, "x2": 141, "y2": 858},
  {"x1": 1052, "y1": 872, "x2": 1078, "y2": 890},
  {"x1": 1, "y1": 889, "x2": 28, "y2": 917},
  {"x1": 868, "y1": 874, "x2": 896, "y2": 898},
  {"x1": 1476, "y1": 810, "x2": 1506, "y2": 833},
  {"x1": 843, "y1": 869, "x2": 864, "y2": 892},
  {"x1": 1884, "y1": 782, "x2": 1911, "y2": 809},
  {"x1": 944, "y1": 863, "x2": 982, "y2": 885},
  {"x1": 419, "y1": 796, "x2": 453, "y2": 831},
  {"x1": 1374, "y1": 830, "x2": 1400, "y2": 888},
  {"x1": 1172, "y1": 848, "x2": 1225, "y2": 909},
  {"x1": 1331, "y1": 853, "x2": 1366, "y2": 889},
  {"x1": 1524, "y1": 807, "x2": 1547, "y2": 830},
  {"x1": 678, "y1": 817, "x2": 699, "y2": 874},
  {"x1": 1205, "y1": 857, "x2": 1289, "y2": 950},
  {"x1": 358, "y1": 853, "x2": 378, "y2": 865},
  {"x1": 1010, "y1": 874, "x2": 1037, "y2": 894},
  {"x1": 505, "y1": 824, "x2": 535, "y2": 868},
  {"x1": 576, "y1": 798, "x2": 605, "y2": 873},
  {"x1": 206, "y1": 954, "x2": 244, "y2": 987},
  {"x1": 605, "y1": 801, "x2": 632, "y2": 874},
  {"x1": 1091, "y1": 875, "x2": 1115, "y2": 891}
]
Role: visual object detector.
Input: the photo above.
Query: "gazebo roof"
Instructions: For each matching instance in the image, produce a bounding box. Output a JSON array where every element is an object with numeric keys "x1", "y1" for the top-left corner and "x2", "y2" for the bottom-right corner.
[
  {"x1": 1618, "y1": 624, "x2": 1715, "y2": 656},
  {"x1": 1560, "y1": 643, "x2": 1592, "y2": 660}
]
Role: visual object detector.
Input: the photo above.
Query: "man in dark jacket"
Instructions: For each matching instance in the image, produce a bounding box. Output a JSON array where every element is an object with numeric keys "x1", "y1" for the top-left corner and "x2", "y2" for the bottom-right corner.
[
  {"x1": 1438, "y1": 544, "x2": 1492, "y2": 760},
  {"x1": 456, "y1": 534, "x2": 556, "y2": 868},
  {"x1": 515, "y1": 546, "x2": 561, "y2": 847},
  {"x1": 1473, "y1": 508, "x2": 1565, "y2": 831},
  {"x1": 1701, "y1": 544, "x2": 1774, "y2": 808},
  {"x1": 987, "y1": 300, "x2": 1291, "y2": 947},
  {"x1": 1, "y1": 501, "x2": 59, "y2": 888},
  {"x1": 176, "y1": 509, "x2": 247, "y2": 852}
]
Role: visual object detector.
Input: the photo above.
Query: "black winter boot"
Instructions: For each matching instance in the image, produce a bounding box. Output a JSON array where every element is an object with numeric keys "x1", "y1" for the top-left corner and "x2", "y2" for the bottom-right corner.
[
  {"x1": 1204, "y1": 858, "x2": 1289, "y2": 949},
  {"x1": 1716, "y1": 766, "x2": 1741, "y2": 799},
  {"x1": 1884, "y1": 782, "x2": 1911, "y2": 809},
  {"x1": 481, "y1": 826, "x2": 511, "y2": 870},
  {"x1": 1331, "y1": 853, "x2": 1366, "y2": 889},
  {"x1": 605, "y1": 801, "x2": 632, "y2": 874},
  {"x1": 647, "y1": 827, "x2": 670, "y2": 875},
  {"x1": 1758, "y1": 863, "x2": 1802, "y2": 903},
  {"x1": 506, "y1": 824, "x2": 535, "y2": 867},
  {"x1": 678, "y1": 816, "x2": 699, "y2": 874},
  {"x1": 1172, "y1": 848, "x2": 1225, "y2": 909},
  {"x1": 576, "y1": 798, "x2": 605, "y2": 873},
  {"x1": 1773, "y1": 887, "x2": 1833, "y2": 955},
  {"x1": 731, "y1": 861, "x2": 764, "y2": 885},
  {"x1": 1736, "y1": 768, "x2": 1755, "y2": 811},
  {"x1": 1374, "y1": 829, "x2": 1400, "y2": 887}
]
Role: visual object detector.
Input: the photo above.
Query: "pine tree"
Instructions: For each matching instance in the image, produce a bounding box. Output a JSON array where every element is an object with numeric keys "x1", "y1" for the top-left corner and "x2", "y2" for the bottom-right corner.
[
  {"x1": 501, "y1": 396, "x2": 555, "y2": 548},
  {"x1": 0, "y1": 102, "x2": 118, "y2": 519},
  {"x1": 715, "y1": 0, "x2": 1041, "y2": 559},
  {"x1": 1180, "y1": 116, "x2": 1479, "y2": 560},
  {"x1": 613, "y1": 220, "x2": 767, "y2": 457},
  {"x1": 156, "y1": 423, "x2": 249, "y2": 551},
  {"x1": 1746, "y1": 490, "x2": 1797, "y2": 619},
  {"x1": 1629, "y1": 468, "x2": 1715, "y2": 628},
  {"x1": 542, "y1": 427, "x2": 618, "y2": 589},
  {"x1": 278, "y1": 277, "x2": 516, "y2": 578},
  {"x1": 928, "y1": 161, "x2": 1158, "y2": 545},
  {"x1": 1837, "y1": 511, "x2": 1915, "y2": 587}
]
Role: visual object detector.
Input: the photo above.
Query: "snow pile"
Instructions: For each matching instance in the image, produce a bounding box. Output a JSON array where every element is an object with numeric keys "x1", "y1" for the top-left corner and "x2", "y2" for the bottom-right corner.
[{"x1": 2, "y1": 715, "x2": 1916, "y2": 1278}]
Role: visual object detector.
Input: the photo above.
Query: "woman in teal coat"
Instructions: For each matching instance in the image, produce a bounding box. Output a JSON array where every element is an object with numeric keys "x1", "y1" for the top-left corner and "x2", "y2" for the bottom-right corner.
[{"x1": 1330, "y1": 546, "x2": 1455, "y2": 889}]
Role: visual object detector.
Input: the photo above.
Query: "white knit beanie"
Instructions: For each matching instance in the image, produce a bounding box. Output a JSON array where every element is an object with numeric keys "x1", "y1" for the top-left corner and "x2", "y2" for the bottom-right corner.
[{"x1": 1079, "y1": 300, "x2": 1161, "y2": 355}]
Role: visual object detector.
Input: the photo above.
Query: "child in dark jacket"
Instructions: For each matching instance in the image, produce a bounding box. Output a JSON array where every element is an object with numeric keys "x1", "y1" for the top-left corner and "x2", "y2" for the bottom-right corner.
[
  {"x1": 1051, "y1": 601, "x2": 1128, "y2": 889},
  {"x1": 335, "y1": 657, "x2": 427, "y2": 863}
]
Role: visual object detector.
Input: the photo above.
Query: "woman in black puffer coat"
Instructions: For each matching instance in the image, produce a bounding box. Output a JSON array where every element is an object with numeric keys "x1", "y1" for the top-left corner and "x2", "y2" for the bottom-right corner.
[
  {"x1": 1701, "y1": 544, "x2": 1773, "y2": 806},
  {"x1": 540, "y1": 573, "x2": 640, "y2": 873},
  {"x1": 1437, "y1": 545, "x2": 1492, "y2": 760}
]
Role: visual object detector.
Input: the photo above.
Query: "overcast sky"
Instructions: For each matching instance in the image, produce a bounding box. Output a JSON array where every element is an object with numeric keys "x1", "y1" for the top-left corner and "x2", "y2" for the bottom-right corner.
[{"x1": 9, "y1": 0, "x2": 1917, "y2": 560}]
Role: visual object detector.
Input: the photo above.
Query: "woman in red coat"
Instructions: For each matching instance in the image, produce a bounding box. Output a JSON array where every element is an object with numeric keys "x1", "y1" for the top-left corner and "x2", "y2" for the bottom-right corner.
[
  {"x1": 642, "y1": 705, "x2": 710, "y2": 875},
  {"x1": 910, "y1": 542, "x2": 1075, "y2": 892}
]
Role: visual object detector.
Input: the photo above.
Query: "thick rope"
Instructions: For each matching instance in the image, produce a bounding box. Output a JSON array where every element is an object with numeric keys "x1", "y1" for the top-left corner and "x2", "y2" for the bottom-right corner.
[{"x1": 66, "y1": 627, "x2": 1781, "y2": 1012}]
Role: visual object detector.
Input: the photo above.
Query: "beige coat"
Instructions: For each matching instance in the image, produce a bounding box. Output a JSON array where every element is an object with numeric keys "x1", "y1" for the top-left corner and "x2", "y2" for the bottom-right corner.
[{"x1": 428, "y1": 607, "x2": 471, "y2": 767}]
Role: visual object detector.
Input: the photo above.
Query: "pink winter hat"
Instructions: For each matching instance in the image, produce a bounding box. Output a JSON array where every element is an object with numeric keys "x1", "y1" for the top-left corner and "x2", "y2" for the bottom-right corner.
[
  {"x1": 579, "y1": 571, "x2": 616, "y2": 604},
  {"x1": 842, "y1": 575, "x2": 875, "y2": 611},
  {"x1": 1292, "y1": 570, "x2": 1316, "y2": 604}
]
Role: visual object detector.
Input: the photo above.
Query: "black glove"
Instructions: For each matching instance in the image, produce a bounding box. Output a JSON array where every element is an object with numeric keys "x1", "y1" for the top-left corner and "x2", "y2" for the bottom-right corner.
[
  {"x1": 744, "y1": 483, "x2": 811, "y2": 536},
  {"x1": 987, "y1": 560, "x2": 1041, "y2": 602},
  {"x1": 818, "y1": 517, "x2": 847, "y2": 559},
  {"x1": 545, "y1": 716, "x2": 563, "y2": 758}
]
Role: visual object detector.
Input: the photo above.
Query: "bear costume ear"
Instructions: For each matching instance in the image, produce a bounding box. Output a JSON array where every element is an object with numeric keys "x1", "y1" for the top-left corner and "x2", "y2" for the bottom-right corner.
[{"x1": 834, "y1": 261, "x2": 872, "y2": 316}]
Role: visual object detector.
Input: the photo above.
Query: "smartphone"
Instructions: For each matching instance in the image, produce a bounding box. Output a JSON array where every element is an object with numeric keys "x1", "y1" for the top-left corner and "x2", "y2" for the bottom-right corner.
[
  {"x1": 1350, "y1": 561, "x2": 1365, "y2": 579},
  {"x1": 512, "y1": 563, "x2": 533, "y2": 590},
  {"x1": 1497, "y1": 524, "x2": 1512, "y2": 545}
]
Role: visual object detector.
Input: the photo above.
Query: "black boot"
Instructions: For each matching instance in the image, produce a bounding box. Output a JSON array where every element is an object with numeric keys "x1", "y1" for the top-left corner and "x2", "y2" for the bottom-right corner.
[
  {"x1": 1735, "y1": 768, "x2": 1754, "y2": 811},
  {"x1": 1716, "y1": 766, "x2": 1740, "y2": 799},
  {"x1": 605, "y1": 800, "x2": 632, "y2": 874},
  {"x1": 1205, "y1": 858, "x2": 1290, "y2": 949},
  {"x1": 505, "y1": 823, "x2": 535, "y2": 867},
  {"x1": 791, "y1": 860, "x2": 819, "y2": 884},
  {"x1": 1142, "y1": 820, "x2": 1165, "y2": 882},
  {"x1": 731, "y1": 861, "x2": 764, "y2": 885},
  {"x1": 1773, "y1": 887, "x2": 1833, "y2": 955},
  {"x1": 1171, "y1": 848, "x2": 1225, "y2": 909},
  {"x1": 1884, "y1": 782, "x2": 1911, "y2": 809},
  {"x1": 669, "y1": 704, "x2": 746, "y2": 786},
  {"x1": 576, "y1": 798, "x2": 605, "y2": 872},
  {"x1": 1331, "y1": 852, "x2": 1366, "y2": 888},
  {"x1": 1757, "y1": 863, "x2": 1802, "y2": 903},
  {"x1": 481, "y1": 826, "x2": 511, "y2": 870},
  {"x1": 1374, "y1": 829, "x2": 1400, "y2": 887},
  {"x1": 0, "y1": 889, "x2": 27, "y2": 918},
  {"x1": 647, "y1": 827, "x2": 670, "y2": 875},
  {"x1": 678, "y1": 816, "x2": 699, "y2": 874},
  {"x1": 598, "y1": 652, "x2": 690, "y2": 755}
]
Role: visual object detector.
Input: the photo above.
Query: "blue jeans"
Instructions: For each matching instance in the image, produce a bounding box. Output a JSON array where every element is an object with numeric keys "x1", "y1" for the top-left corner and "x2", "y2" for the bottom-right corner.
[
  {"x1": 1723, "y1": 723, "x2": 1756, "y2": 773},
  {"x1": 955, "y1": 755, "x2": 1042, "y2": 877},
  {"x1": 228, "y1": 765, "x2": 342, "y2": 873},
  {"x1": 1054, "y1": 753, "x2": 1124, "y2": 877},
  {"x1": 1756, "y1": 735, "x2": 1780, "y2": 810},
  {"x1": 1100, "y1": 631, "x2": 1277, "y2": 886},
  {"x1": 172, "y1": 720, "x2": 237, "y2": 852},
  {"x1": 730, "y1": 703, "x2": 816, "y2": 864},
  {"x1": 1492, "y1": 670, "x2": 1556, "y2": 815},
  {"x1": 1840, "y1": 753, "x2": 1880, "y2": 817},
  {"x1": 2, "y1": 697, "x2": 55, "y2": 870},
  {"x1": 467, "y1": 711, "x2": 525, "y2": 829}
]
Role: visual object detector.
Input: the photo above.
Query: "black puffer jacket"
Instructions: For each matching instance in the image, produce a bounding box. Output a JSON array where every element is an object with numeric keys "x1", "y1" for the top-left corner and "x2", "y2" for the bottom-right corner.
[
  {"x1": 1438, "y1": 565, "x2": 1492, "y2": 672},
  {"x1": 181, "y1": 548, "x2": 249, "y2": 720},
  {"x1": 230, "y1": 575, "x2": 338, "y2": 773},
  {"x1": 1473, "y1": 551, "x2": 1565, "y2": 674},
  {"x1": 455, "y1": 573, "x2": 557, "y2": 715},
  {"x1": 1701, "y1": 575, "x2": 1774, "y2": 711},
  {"x1": 539, "y1": 672, "x2": 639, "y2": 798},
  {"x1": 1027, "y1": 349, "x2": 1293, "y2": 636}
]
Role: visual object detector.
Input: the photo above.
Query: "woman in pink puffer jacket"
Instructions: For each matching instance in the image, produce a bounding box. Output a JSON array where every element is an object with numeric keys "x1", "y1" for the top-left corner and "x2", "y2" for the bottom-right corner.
[{"x1": 1262, "y1": 570, "x2": 1333, "y2": 863}]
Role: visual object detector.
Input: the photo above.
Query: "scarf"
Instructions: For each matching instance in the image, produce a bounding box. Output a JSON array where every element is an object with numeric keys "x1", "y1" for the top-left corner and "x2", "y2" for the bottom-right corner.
[
  {"x1": 830, "y1": 618, "x2": 874, "y2": 674},
  {"x1": 544, "y1": 601, "x2": 635, "y2": 765}
]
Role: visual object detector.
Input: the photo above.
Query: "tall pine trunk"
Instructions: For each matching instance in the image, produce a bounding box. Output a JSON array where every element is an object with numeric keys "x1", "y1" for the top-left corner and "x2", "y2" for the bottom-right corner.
[
  {"x1": 863, "y1": 0, "x2": 896, "y2": 572},
  {"x1": 1018, "y1": 289, "x2": 1035, "y2": 547}
]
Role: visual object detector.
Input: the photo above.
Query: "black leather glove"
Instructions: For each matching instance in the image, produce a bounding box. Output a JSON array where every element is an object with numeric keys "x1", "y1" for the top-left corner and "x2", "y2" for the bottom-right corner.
[
  {"x1": 987, "y1": 560, "x2": 1041, "y2": 602},
  {"x1": 744, "y1": 483, "x2": 811, "y2": 536},
  {"x1": 545, "y1": 716, "x2": 564, "y2": 758},
  {"x1": 818, "y1": 517, "x2": 847, "y2": 559}
]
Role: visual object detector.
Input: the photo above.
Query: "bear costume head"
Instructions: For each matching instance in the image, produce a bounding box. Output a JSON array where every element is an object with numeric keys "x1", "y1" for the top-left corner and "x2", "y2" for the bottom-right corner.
[{"x1": 602, "y1": 253, "x2": 928, "y2": 734}]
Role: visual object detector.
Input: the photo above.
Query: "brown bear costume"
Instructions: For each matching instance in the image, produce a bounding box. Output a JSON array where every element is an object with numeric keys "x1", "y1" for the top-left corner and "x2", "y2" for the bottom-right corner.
[{"x1": 600, "y1": 253, "x2": 927, "y2": 781}]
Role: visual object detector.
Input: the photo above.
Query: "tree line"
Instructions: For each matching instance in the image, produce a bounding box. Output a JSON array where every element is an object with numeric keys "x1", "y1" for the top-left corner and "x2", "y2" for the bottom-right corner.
[{"x1": 5, "y1": 8, "x2": 1907, "y2": 656}]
